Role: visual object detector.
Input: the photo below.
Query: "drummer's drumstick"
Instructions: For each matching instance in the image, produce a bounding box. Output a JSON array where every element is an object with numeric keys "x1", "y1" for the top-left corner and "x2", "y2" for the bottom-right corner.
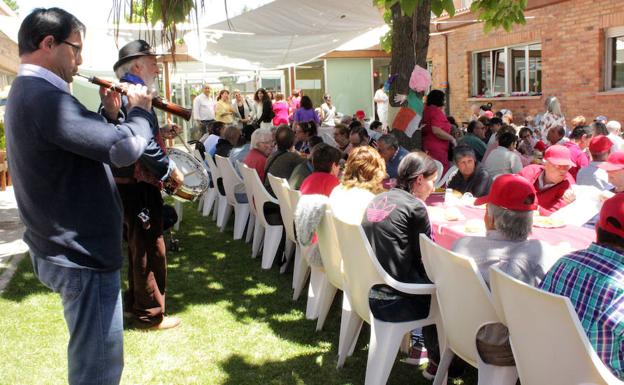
[{"x1": 183, "y1": 169, "x2": 198, "y2": 177}]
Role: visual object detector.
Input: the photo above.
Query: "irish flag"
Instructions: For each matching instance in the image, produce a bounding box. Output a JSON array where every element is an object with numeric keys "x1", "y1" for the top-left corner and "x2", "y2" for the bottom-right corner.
[{"x1": 392, "y1": 91, "x2": 424, "y2": 138}]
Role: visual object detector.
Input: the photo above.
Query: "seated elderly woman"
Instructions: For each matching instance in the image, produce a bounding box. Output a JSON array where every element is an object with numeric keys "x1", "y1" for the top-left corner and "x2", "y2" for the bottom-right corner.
[
  {"x1": 329, "y1": 146, "x2": 386, "y2": 225},
  {"x1": 447, "y1": 145, "x2": 492, "y2": 197},
  {"x1": 452, "y1": 174, "x2": 555, "y2": 384},
  {"x1": 242, "y1": 128, "x2": 274, "y2": 180}
]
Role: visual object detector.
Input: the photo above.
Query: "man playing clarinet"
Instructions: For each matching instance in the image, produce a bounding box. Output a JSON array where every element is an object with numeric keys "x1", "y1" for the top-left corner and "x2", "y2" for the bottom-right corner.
[{"x1": 100, "y1": 39, "x2": 183, "y2": 331}]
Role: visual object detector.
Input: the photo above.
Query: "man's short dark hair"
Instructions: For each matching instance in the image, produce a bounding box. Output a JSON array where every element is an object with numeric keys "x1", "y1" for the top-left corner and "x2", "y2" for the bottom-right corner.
[
  {"x1": 18, "y1": 8, "x2": 86, "y2": 56},
  {"x1": 350, "y1": 126, "x2": 369, "y2": 143},
  {"x1": 498, "y1": 132, "x2": 518, "y2": 148},
  {"x1": 311, "y1": 143, "x2": 341, "y2": 172},
  {"x1": 467, "y1": 120, "x2": 481, "y2": 133},
  {"x1": 570, "y1": 125, "x2": 592, "y2": 140},
  {"x1": 348, "y1": 120, "x2": 363, "y2": 131},
  {"x1": 210, "y1": 121, "x2": 225, "y2": 136},
  {"x1": 334, "y1": 124, "x2": 349, "y2": 137},
  {"x1": 488, "y1": 117, "x2": 503, "y2": 127},
  {"x1": 309, "y1": 135, "x2": 324, "y2": 148},
  {"x1": 378, "y1": 134, "x2": 398, "y2": 149},
  {"x1": 550, "y1": 125, "x2": 566, "y2": 138},
  {"x1": 369, "y1": 121, "x2": 383, "y2": 131},
  {"x1": 275, "y1": 125, "x2": 295, "y2": 151},
  {"x1": 596, "y1": 227, "x2": 624, "y2": 249},
  {"x1": 591, "y1": 122, "x2": 608, "y2": 136}
]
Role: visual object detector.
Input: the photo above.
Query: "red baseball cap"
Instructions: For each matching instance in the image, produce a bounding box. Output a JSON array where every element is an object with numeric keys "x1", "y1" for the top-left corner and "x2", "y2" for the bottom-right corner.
[
  {"x1": 474, "y1": 174, "x2": 538, "y2": 211},
  {"x1": 534, "y1": 140, "x2": 547, "y2": 153},
  {"x1": 355, "y1": 110, "x2": 366, "y2": 119},
  {"x1": 598, "y1": 151, "x2": 624, "y2": 171},
  {"x1": 589, "y1": 135, "x2": 613, "y2": 154},
  {"x1": 544, "y1": 145, "x2": 574, "y2": 166},
  {"x1": 597, "y1": 193, "x2": 624, "y2": 238}
]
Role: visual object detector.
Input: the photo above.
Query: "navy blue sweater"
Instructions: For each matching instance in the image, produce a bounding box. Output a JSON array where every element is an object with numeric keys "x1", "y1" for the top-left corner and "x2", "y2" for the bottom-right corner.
[{"x1": 5, "y1": 76, "x2": 154, "y2": 270}]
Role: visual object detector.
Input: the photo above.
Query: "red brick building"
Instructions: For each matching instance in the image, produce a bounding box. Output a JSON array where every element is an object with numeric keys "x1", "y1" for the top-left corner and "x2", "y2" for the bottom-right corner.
[{"x1": 428, "y1": 0, "x2": 624, "y2": 124}]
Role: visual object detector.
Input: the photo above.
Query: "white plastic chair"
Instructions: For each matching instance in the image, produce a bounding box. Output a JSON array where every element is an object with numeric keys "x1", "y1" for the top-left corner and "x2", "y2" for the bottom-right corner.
[
  {"x1": 266, "y1": 174, "x2": 296, "y2": 266},
  {"x1": 239, "y1": 163, "x2": 284, "y2": 270},
  {"x1": 419, "y1": 234, "x2": 518, "y2": 385},
  {"x1": 318, "y1": 209, "x2": 361, "y2": 367},
  {"x1": 193, "y1": 149, "x2": 217, "y2": 218},
  {"x1": 332, "y1": 215, "x2": 439, "y2": 385},
  {"x1": 239, "y1": 163, "x2": 264, "y2": 258},
  {"x1": 435, "y1": 164, "x2": 458, "y2": 189},
  {"x1": 489, "y1": 267, "x2": 624, "y2": 385},
  {"x1": 432, "y1": 159, "x2": 444, "y2": 187},
  {"x1": 287, "y1": 186, "x2": 310, "y2": 301},
  {"x1": 215, "y1": 155, "x2": 251, "y2": 240},
  {"x1": 205, "y1": 154, "x2": 227, "y2": 224},
  {"x1": 235, "y1": 161, "x2": 256, "y2": 244}
]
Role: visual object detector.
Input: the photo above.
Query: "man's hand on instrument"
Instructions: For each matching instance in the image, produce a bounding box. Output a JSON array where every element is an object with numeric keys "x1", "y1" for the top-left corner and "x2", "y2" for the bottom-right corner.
[
  {"x1": 161, "y1": 123, "x2": 183, "y2": 139},
  {"x1": 125, "y1": 83, "x2": 152, "y2": 112},
  {"x1": 99, "y1": 86, "x2": 121, "y2": 121},
  {"x1": 170, "y1": 167, "x2": 184, "y2": 187}
]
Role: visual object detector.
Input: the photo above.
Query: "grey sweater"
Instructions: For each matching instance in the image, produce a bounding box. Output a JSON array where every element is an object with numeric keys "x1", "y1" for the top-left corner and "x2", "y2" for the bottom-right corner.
[{"x1": 5, "y1": 76, "x2": 154, "y2": 270}]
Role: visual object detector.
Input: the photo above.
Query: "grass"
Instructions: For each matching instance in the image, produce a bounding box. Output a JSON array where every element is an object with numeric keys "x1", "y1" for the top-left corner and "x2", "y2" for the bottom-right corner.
[{"x1": 0, "y1": 200, "x2": 476, "y2": 385}]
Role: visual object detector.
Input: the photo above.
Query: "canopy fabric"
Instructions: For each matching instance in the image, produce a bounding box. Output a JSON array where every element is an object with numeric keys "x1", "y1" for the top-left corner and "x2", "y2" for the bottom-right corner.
[{"x1": 185, "y1": 0, "x2": 386, "y2": 70}]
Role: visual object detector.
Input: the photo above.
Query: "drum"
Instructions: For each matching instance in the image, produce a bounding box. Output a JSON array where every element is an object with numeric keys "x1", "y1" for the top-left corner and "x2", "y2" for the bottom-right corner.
[{"x1": 166, "y1": 148, "x2": 209, "y2": 202}]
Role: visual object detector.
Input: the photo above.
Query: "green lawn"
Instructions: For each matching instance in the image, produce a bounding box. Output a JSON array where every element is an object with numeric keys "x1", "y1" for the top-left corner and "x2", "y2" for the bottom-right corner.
[{"x1": 0, "y1": 201, "x2": 476, "y2": 385}]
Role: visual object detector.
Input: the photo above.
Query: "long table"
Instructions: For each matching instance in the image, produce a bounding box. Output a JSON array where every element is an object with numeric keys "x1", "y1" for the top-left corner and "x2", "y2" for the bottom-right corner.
[{"x1": 426, "y1": 194, "x2": 596, "y2": 252}]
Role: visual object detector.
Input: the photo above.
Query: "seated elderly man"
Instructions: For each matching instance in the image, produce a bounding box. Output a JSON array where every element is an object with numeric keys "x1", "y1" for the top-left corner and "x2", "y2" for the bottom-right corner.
[
  {"x1": 540, "y1": 193, "x2": 624, "y2": 381},
  {"x1": 518, "y1": 144, "x2": 576, "y2": 216},
  {"x1": 452, "y1": 174, "x2": 555, "y2": 382},
  {"x1": 447, "y1": 146, "x2": 492, "y2": 197},
  {"x1": 600, "y1": 152, "x2": 624, "y2": 195},
  {"x1": 264, "y1": 125, "x2": 306, "y2": 196},
  {"x1": 606, "y1": 120, "x2": 624, "y2": 152},
  {"x1": 576, "y1": 135, "x2": 613, "y2": 191},
  {"x1": 457, "y1": 120, "x2": 487, "y2": 161},
  {"x1": 376, "y1": 134, "x2": 408, "y2": 179}
]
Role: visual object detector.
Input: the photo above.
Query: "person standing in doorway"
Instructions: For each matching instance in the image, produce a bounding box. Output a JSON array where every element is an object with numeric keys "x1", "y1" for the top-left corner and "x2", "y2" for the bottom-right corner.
[{"x1": 374, "y1": 83, "x2": 389, "y2": 131}]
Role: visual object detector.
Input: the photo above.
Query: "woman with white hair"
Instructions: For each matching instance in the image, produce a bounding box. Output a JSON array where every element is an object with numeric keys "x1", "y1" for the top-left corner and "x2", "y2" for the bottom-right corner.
[
  {"x1": 242, "y1": 128, "x2": 274, "y2": 180},
  {"x1": 538, "y1": 96, "x2": 566, "y2": 139}
]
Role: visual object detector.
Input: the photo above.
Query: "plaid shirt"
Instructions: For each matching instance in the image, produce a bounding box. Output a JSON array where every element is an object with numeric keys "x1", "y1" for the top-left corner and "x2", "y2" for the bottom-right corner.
[{"x1": 540, "y1": 243, "x2": 624, "y2": 379}]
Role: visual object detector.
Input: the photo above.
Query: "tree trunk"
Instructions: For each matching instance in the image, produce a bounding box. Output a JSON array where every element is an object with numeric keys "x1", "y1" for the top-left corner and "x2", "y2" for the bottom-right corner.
[{"x1": 390, "y1": 1, "x2": 432, "y2": 151}]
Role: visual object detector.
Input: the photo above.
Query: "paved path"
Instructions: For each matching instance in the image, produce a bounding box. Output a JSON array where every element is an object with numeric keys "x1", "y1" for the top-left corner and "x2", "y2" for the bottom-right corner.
[{"x1": 0, "y1": 187, "x2": 28, "y2": 293}]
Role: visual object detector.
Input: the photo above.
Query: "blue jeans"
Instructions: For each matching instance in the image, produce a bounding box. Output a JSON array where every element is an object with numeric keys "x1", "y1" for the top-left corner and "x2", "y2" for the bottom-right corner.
[{"x1": 31, "y1": 255, "x2": 124, "y2": 385}]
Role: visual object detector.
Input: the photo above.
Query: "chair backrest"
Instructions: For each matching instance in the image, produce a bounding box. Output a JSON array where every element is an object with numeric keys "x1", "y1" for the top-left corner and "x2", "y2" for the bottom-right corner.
[
  {"x1": 267, "y1": 174, "x2": 296, "y2": 243},
  {"x1": 331, "y1": 216, "x2": 388, "y2": 324},
  {"x1": 238, "y1": 162, "x2": 258, "y2": 216},
  {"x1": 215, "y1": 155, "x2": 243, "y2": 206},
  {"x1": 287, "y1": 186, "x2": 301, "y2": 235},
  {"x1": 432, "y1": 159, "x2": 444, "y2": 187},
  {"x1": 419, "y1": 234, "x2": 499, "y2": 367},
  {"x1": 489, "y1": 267, "x2": 623, "y2": 385},
  {"x1": 316, "y1": 208, "x2": 344, "y2": 290},
  {"x1": 239, "y1": 162, "x2": 278, "y2": 228},
  {"x1": 205, "y1": 154, "x2": 221, "y2": 179},
  {"x1": 435, "y1": 164, "x2": 458, "y2": 189}
]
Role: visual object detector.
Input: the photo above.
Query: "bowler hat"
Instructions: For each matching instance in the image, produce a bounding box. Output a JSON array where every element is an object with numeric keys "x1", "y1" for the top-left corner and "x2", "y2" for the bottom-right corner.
[{"x1": 113, "y1": 40, "x2": 157, "y2": 71}]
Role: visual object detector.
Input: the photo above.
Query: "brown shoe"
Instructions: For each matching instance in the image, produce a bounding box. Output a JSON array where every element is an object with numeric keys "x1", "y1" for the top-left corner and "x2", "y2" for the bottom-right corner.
[{"x1": 148, "y1": 316, "x2": 181, "y2": 330}]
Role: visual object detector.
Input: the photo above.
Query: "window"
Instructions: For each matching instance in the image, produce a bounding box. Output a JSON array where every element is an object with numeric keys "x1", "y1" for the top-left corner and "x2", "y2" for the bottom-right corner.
[
  {"x1": 606, "y1": 27, "x2": 624, "y2": 90},
  {"x1": 472, "y1": 43, "x2": 542, "y2": 97}
]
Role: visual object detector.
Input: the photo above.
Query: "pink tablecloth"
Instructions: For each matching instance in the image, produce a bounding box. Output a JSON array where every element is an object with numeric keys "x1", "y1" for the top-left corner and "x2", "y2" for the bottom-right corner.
[{"x1": 426, "y1": 194, "x2": 595, "y2": 251}]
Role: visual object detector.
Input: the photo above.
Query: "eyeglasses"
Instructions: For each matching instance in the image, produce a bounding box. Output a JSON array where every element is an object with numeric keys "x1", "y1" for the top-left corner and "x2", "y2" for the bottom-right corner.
[{"x1": 62, "y1": 40, "x2": 82, "y2": 56}]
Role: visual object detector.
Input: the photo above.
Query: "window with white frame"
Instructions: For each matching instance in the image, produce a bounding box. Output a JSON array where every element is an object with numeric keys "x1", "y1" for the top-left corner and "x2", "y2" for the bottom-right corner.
[
  {"x1": 472, "y1": 43, "x2": 542, "y2": 97},
  {"x1": 605, "y1": 27, "x2": 624, "y2": 90}
]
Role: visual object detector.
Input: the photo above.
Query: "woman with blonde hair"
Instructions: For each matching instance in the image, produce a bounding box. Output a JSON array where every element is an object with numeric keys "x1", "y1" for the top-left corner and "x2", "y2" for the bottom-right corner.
[
  {"x1": 329, "y1": 146, "x2": 387, "y2": 224},
  {"x1": 539, "y1": 96, "x2": 566, "y2": 138},
  {"x1": 215, "y1": 89, "x2": 235, "y2": 124}
]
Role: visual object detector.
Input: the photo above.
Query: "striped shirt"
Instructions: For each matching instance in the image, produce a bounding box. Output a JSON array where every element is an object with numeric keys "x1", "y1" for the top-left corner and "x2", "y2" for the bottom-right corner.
[{"x1": 540, "y1": 243, "x2": 624, "y2": 380}]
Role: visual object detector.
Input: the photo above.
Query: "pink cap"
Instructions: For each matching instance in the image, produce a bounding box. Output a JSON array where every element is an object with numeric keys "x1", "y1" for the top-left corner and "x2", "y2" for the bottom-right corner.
[
  {"x1": 598, "y1": 193, "x2": 624, "y2": 238},
  {"x1": 474, "y1": 174, "x2": 538, "y2": 211},
  {"x1": 544, "y1": 145, "x2": 574, "y2": 166},
  {"x1": 598, "y1": 152, "x2": 624, "y2": 171}
]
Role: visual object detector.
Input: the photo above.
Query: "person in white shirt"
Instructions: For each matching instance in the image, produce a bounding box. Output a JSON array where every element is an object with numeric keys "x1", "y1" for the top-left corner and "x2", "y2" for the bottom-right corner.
[
  {"x1": 373, "y1": 84, "x2": 389, "y2": 131},
  {"x1": 319, "y1": 94, "x2": 336, "y2": 127},
  {"x1": 606, "y1": 120, "x2": 624, "y2": 152},
  {"x1": 192, "y1": 83, "x2": 215, "y2": 140},
  {"x1": 576, "y1": 135, "x2": 614, "y2": 191},
  {"x1": 483, "y1": 131, "x2": 523, "y2": 178}
]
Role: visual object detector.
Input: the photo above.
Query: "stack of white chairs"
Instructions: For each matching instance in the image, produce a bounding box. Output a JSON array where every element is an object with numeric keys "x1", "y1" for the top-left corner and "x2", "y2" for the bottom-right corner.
[
  {"x1": 489, "y1": 267, "x2": 624, "y2": 385},
  {"x1": 332, "y1": 214, "x2": 439, "y2": 385},
  {"x1": 238, "y1": 163, "x2": 284, "y2": 270},
  {"x1": 419, "y1": 234, "x2": 517, "y2": 385},
  {"x1": 215, "y1": 155, "x2": 251, "y2": 240}
]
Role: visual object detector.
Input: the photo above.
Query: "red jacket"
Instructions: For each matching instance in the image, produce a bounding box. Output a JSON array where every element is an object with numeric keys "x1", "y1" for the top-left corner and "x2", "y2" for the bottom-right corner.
[{"x1": 518, "y1": 164, "x2": 575, "y2": 216}]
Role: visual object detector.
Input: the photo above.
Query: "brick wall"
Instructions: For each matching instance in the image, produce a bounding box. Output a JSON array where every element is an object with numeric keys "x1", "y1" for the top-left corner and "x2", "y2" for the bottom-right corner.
[
  {"x1": 0, "y1": 31, "x2": 18, "y2": 74},
  {"x1": 428, "y1": 0, "x2": 624, "y2": 125}
]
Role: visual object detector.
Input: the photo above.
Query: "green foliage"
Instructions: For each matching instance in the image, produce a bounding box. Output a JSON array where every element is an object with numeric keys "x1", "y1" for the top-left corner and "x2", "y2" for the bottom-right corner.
[
  {"x1": 0, "y1": 121, "x2": 5, "y2": 150},
  {"x1": 2, "y1": 0, "x2": 18, "y2": 12},
  {"x1": 470, "y1": 0, "x2": 527, "y2": 32}
]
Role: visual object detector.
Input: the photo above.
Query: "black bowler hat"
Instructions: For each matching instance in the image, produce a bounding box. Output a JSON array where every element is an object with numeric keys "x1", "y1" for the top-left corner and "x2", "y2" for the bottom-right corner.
[{"x1": 113, "y1": 40, "x2": 158, "y2": 71}]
